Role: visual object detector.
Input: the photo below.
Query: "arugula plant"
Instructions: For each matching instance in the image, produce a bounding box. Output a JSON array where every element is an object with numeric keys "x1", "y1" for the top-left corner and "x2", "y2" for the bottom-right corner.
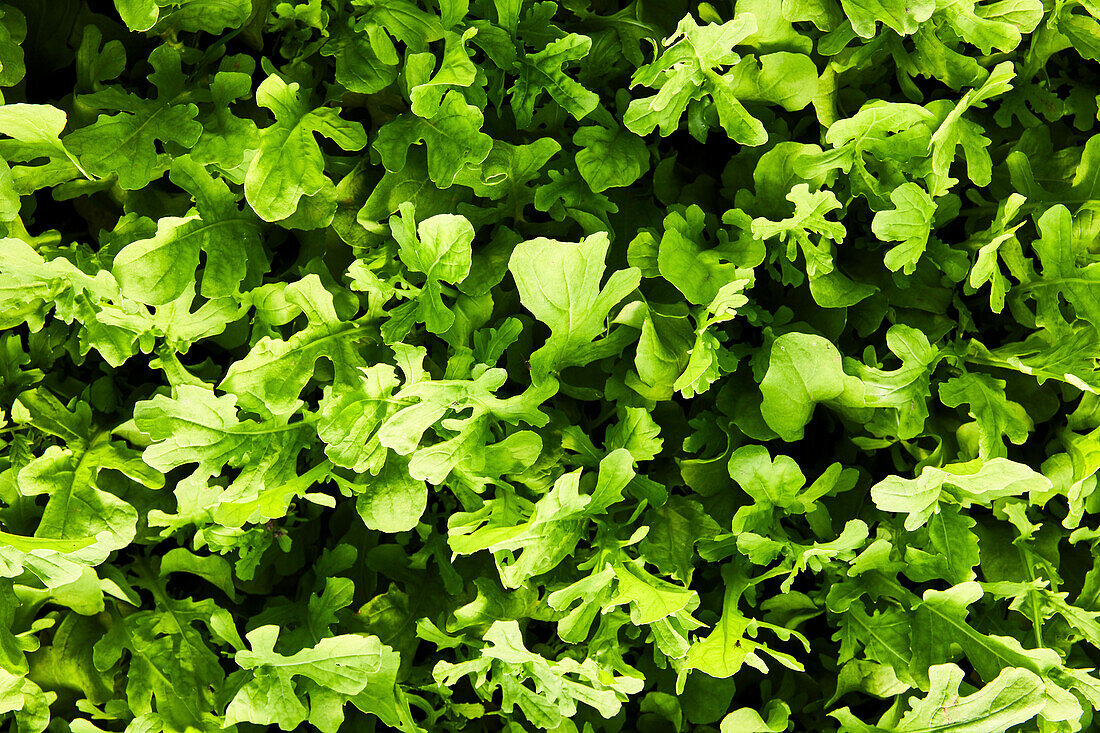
[{"x1": 0, "y1": 0, "x2": 1099, "y2": 731}]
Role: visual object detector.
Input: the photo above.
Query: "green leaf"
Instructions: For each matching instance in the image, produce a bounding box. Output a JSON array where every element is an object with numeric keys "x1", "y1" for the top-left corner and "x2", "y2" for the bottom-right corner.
[
  {"x1": 909, "y1": 581, "x2": 1072, "y2": 692},
  {"x1": 871, "y1": 182, "x2": 937, "y2": 274},
  {"x1": 220, "y1": 275, "x2": 368, "y2": 419},
  {"x1": 685, "y1": 565, "x2": 807, "y2": 677},
  {"x1": 928, "y1": 62, "x2": 1015, "y2": 196},
  {"x1": 321, "y1": 17, "x2": 399, "y2": 95},
  {"x1": 1031, "y1": 204, "x2": 1100, "y2": 330},
  {"x1": 633, "y1": 304, "x2": 695, "y2": 398},
  {"x1": 65, "y1": 45, "x2": 201, "y2": 189},
  {"x1": 406, "y1": 29, "x2": 478, "y2": 117},
  {"x1": 841, "y1": 0, "x2": 934, "y2": 37},
  {"x1": 0, "y1": 104, "x2": 88, "y2": 189},
  {"x1": 639, "y1": 496, "x2": 722, "y2": 583},
  {"x1": 727, "y1": 445, "x2": 807, "y2": 510},
  {"x1": 831, "y1": 663, "x2": 1043, "y2": 732},
  {"x1": 134, "y1": 380, "x2": 328, "y2": 529},
  {"x1": 448, "y1": 451, "x2": 633, "y2": 587},
  {"x1": 721, "y1": 701, "x2": 791, "y2": 733},
  {"x1": 722, "y1": 52, "x2": 819, "y2": 111},
  {"x1": 392, "y1": 203, "x2": 474, "y2": 333},
  {"x1": 871, "y1": 458, "x2": 1052, "y2": 530},
  {"x1": 112, "y1": 156, "x2": 263, "y2": 305},
  {"x1": 509, "y1": 232, "x2": 640, "y2": 375},
  {"x1": 752, "y1": 183, "x2": 845, "y2": 278},
  {"x1": 0, "y1": 5, "x2": 25, "y2": 93},
  {"x1": 759, "y1": 332, "x2": 849, "y2": 441},
  {"x1": 605, "y1": 406, "x2": 664, "y2": 462},
  {"x1": 317, "y1": 364, "x2": 399, "y2": 474},
  {"x1": 573, "y1": 123, "x2": 649, "y2": 193},
  {"x1": 624, "y1": 14, "x2": 765, "y2": 143},
  {"x1": 114, "y1": 0, "x2": 159, "y2": 31},
  {"x1": 13, "y1": 390, "x2": 159, "y2": 559},
  {"x1": 937, "y1": 0, "x2": 1037, "y2": 54},
  {"x1": 159, "y1": 548, "x2": 237, "y2": 600},
  {"x1": 658, "y1": 206, "x2": 750, "y2": 305},
  {"x1": 374, "y1": 89, "x2": 493, "y2": 189},
  {"x1": 926, "y1": 506, "x2": 980, "y2": 585},
  {"x1": 191, "y1": 68, "x2": 259, "y2": 176},
  {"x1": 349, "y1": 454, "x2": 427, "y2": 533},
  {"x1": 227, "y1": 626, "x2": 386, "y2": 731},
  {"x1": 510, "y1": 34, "x2": 600, "y2": 127},
  {"x1": 93, "y1": 584, "x2": 238, "y2": 732},
  {"x1": 153, "y1": 0, "x2": 253, "y2": 34},
  {"x1": 939, "y1": 372, "x2": 1032, "y2": 458},
  {"x1": 611, "y1": 560, "x2": 699, "y2": 625},
  {"x1": 244, "y1": 74, "x2": 367, "y2": 222},
  {"x1": 434, "y1": 619, "x2": 642, "y2": 727}
]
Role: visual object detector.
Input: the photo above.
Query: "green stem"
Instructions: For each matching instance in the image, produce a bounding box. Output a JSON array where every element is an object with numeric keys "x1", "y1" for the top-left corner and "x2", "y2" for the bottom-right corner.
[{"x1": 1018, "y1": 544, "x2": 1046, "y2": 649}]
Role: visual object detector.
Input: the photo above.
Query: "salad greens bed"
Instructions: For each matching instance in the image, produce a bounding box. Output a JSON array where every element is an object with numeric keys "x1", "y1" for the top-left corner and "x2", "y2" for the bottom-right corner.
[{"x1": 0, "y1": 0, "x2": 1100, "y2": 731}]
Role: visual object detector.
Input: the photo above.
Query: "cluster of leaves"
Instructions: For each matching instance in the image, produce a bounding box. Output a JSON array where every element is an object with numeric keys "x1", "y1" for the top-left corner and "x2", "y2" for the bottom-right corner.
[{"x1": 0, "y1": 0, "x2": 1099, "y2": 730}]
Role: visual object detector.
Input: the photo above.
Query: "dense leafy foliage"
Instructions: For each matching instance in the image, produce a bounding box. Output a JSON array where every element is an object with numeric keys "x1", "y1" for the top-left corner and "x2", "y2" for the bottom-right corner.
[{"x1": 1, "y1": 0, "x2": 1099, "y2": 731}]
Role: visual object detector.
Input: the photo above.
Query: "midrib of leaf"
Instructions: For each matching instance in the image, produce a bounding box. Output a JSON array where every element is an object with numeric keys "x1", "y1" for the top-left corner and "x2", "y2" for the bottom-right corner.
[
  {"x1": 242, "y1": 319, "x2": 372, "y2": 369},
  {"x1": 39, "y1": 429, "x2": 104, "y2": 540},
  {"x1": 180, "y1": 215, "x2": 256, "y2": 243},
  {"x1": 361, "y1": 593, "x2": 421, "y2": 647},
  {"x1": 520, "y1": 55, "x2": 584, "y2": 112},
  {"x1": 419, "y1": 106, "x2": 486, "y2": 162},
  {"x1": 849, "y1": 610, "x2": 911, "y2": 669},
  {"x1": 375, "y1": 7, "x2": 428, "y2": 37},
  {"x1": 684, "y1": 34, "x2": 717, "y2": 72},
  {"x1": 561, "y1": 262, "x2": 576, "y2": 336},
  {"x1": 698, "y1": 613, "x2": 749, "y2": 674},
  {"x1": 135, "y1": 556, "x2": 224, "y2": 682},
  {"x1": 963, "y1": 351, "x2": 1099, "y2": 390},
  {"x1": 131, "y1": 214, "x2": 254, "y2": 296},
  {"x1": 87, "y1": 91, "x2": 191, "y2": 164},
  {"x1": 598, "y1": 15, "x2": 656, "y2": 36},
  {"x1": 1016, "y1": 277, "x2": 1100, "y2": 293},
  {"x1": 912, "y1": 686, "x2": 1040, "y2": 733},
  {"x1": 171, "y1": 412, "x2": 317, "y2": 437},
  {"x1": 928, "y1": 514, "x2": 958, "y2": 579},
  {"x1": 112, "y1": 606, "x2": 207, "y2": 725},
  {"x1": 417, "y1": 234, "x2": 464, "y2": 282},
  {"x1": 922, "y1": 601, "x2": 1047, "y2": 677},
  {"x1": 250, "y1": 112, "x2": 322, "y2": 203},
  {"x1": 0, "y1": 530, "x2": 93, "y2": 552},
  {"x1": 530, "y1": 275, "x2": 573, "y2": 339}
]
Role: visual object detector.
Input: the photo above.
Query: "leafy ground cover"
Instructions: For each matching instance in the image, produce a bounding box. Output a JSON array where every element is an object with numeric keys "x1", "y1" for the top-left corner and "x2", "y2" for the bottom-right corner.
[{"x1": 0, "y1": 0, "x2": 1099, "y2": 731}]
